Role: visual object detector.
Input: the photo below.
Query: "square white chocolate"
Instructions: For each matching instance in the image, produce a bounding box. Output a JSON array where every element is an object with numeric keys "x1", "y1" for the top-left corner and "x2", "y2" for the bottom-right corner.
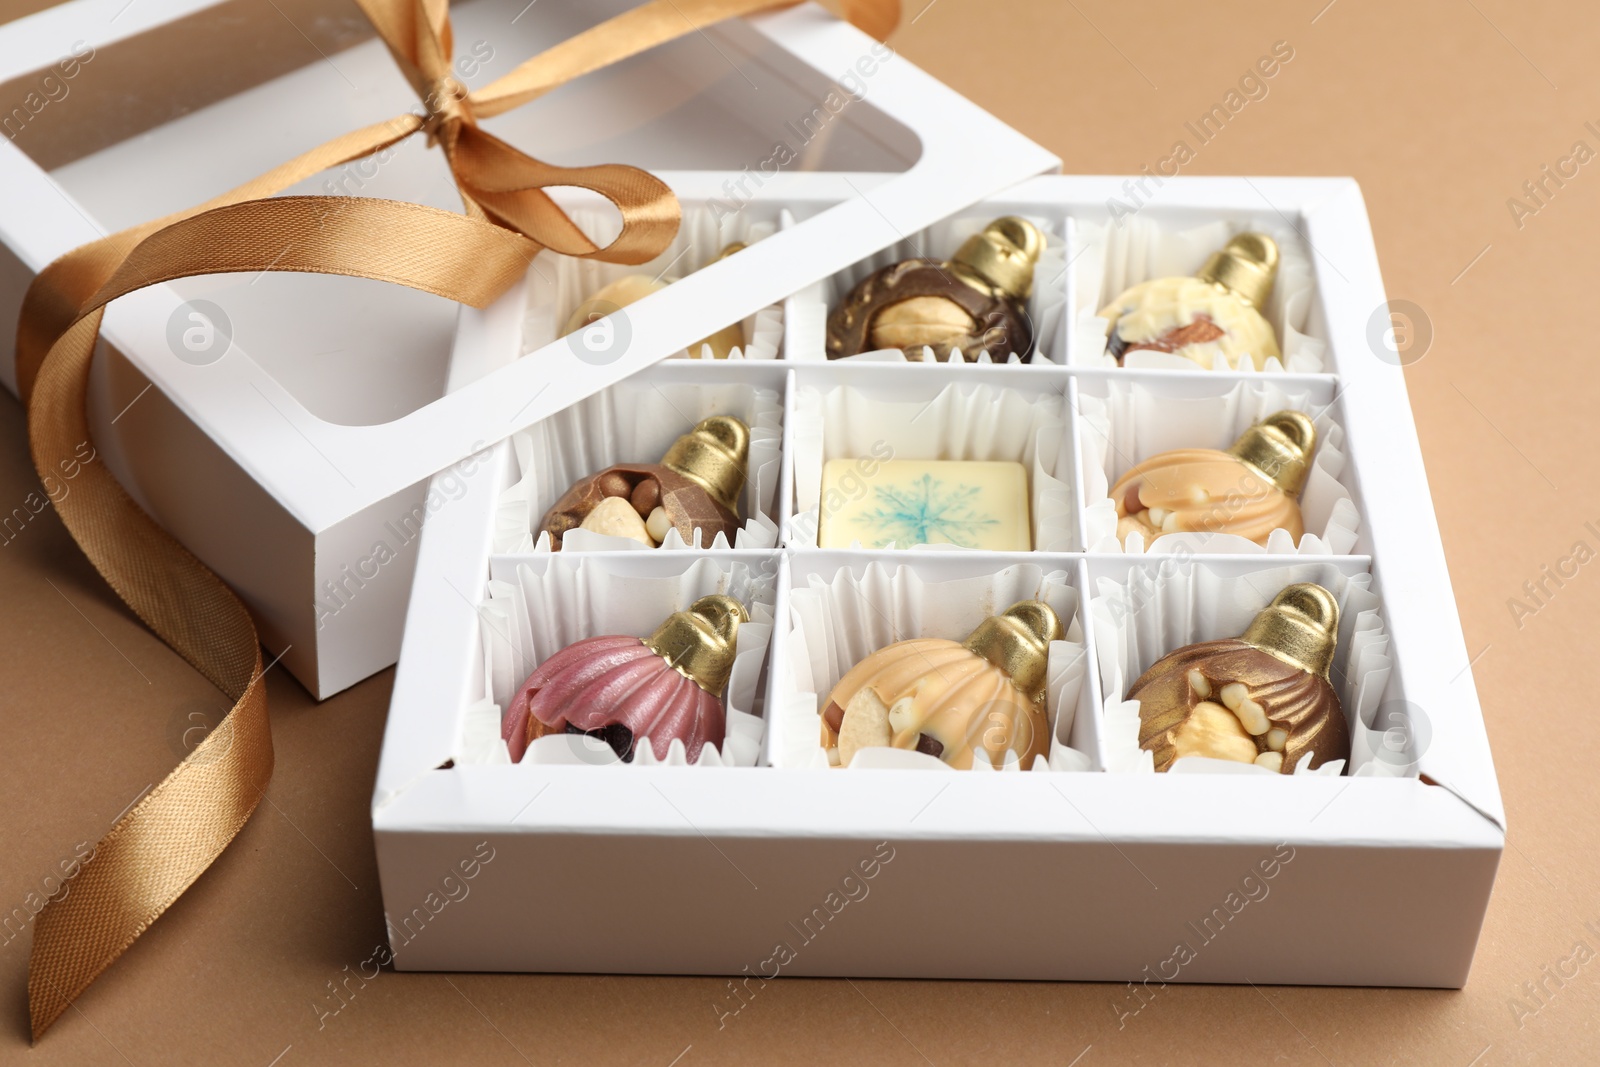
[{"x1": 817, "y1": 459, "x2": 1031, "y2": 550}]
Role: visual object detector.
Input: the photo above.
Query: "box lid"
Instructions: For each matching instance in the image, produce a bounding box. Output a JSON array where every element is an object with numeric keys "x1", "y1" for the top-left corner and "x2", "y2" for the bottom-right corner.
[{"x1": 0, "y1": 0, "x2": 1060, "y2": 532}]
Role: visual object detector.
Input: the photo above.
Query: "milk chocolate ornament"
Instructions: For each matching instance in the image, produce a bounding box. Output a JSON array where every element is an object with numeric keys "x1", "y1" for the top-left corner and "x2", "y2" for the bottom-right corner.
[
  {"x1": 538, "y1": 416, "x2": 749, "y2": 549},
  {"x1": 826, "y1": 217, "x2": 1044, "y2": 362},
  {"x1": 1111, "y1": 410, "x2": 1317, "y2": 546},
  {"x1": 501, "y1": 594, "x2": 747, "y2": 764},
  {"x1": 1127, "y1": 583, "x2": 1348, "y2": 774},
  {"x1": 564, "y1": 242, "x2": 747, "y2": 359},
  {"x1": 821, "y1": 600, "x2": 1062, "y2": 769},
  {"x1": 1099, "y1": 233, "x2": 1281, "y2": 370}
]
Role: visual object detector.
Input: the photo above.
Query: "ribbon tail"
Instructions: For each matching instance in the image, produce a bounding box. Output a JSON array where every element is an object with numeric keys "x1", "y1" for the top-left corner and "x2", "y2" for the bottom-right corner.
[
  {"x1": 26, "y1": 304, "x2": 272, "y2": 1041},
  {"x1": 24, "y1": 197, "x2": 535, "y2": 1039}
]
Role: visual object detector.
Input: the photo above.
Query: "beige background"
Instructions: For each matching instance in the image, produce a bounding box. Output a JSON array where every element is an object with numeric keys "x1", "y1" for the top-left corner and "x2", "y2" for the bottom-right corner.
[{"x1": 2, "y1": 0, "x2": 1596, "y2": 1063}]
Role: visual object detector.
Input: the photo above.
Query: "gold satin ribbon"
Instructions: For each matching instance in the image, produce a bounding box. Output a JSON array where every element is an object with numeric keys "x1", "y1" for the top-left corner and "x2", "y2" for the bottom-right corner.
[{"x1": 18, "y1": 0, "x2": 897, "y2": 1039}]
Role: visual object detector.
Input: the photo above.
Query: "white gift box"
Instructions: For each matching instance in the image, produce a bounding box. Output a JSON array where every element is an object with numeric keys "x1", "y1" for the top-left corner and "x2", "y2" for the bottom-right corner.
[
  {"x1": 375, "y1": 175, "x2": 1503, "y2": 987},
  {"x1": 0, "y1": 0, "x2": 1057, "y2": 696}
]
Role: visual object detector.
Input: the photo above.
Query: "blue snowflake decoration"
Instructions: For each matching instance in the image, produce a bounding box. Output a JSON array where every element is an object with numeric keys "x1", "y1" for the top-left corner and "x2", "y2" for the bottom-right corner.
[{"x1": 853, "y1": 474, "x2": 1000, "y2": 547}]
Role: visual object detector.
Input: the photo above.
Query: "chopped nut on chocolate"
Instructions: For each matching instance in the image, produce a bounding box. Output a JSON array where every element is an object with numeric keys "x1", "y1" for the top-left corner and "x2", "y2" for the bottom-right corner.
[
  {"x1": 1126, "y1": 583, "x2": 1349, "y2": 774},
  {"x1": 821, "y1": 601, "x2": 1062, "y2": 770},
  {"x1": 1110, "y1": 410, "x2": 1318, "y2": 548},
  {"x1": 538, "y1": 416, "x2": 749, "y2": 550}
]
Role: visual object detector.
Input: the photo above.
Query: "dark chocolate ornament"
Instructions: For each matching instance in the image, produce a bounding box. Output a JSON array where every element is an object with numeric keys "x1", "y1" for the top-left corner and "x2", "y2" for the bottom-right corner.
[{"x1": 826, "y1": 216, "x2": 1044, "y2": 363}]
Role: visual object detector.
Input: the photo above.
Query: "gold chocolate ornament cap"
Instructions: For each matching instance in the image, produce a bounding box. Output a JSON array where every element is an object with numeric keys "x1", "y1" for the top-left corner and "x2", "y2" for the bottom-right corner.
[
  {"x1": 645, "y1": 594, "x2": 748, "y2": 695},
  {"x1": 1227, "y1": 409, "x2": 1318, "y2": 495},
  {"x1": 951, "y1": 216, "x2": 1046, "y2": 301},
  {"x1": 1196, "y1": 232, "x2": 1279, "y2": 309},
  {"x1": 661, "y1": 415, "x2": 749, "y2": 514},
  {"x1": 962, "y1": 599, "x2": 1064, "y2": 704},
  {"x1": 1240, "y1": 583, "x2": 1340, "y2": 680}
]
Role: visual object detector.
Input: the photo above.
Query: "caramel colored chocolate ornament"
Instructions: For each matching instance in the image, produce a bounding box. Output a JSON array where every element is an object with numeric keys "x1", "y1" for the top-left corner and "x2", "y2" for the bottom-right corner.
[
  {"x1": 502, "y1": 595, "x2": 747, "y2": 764},
  {"x1": 1127, "y1": 583, "x2": 1349, "y2": 774},
  {"x1": 563, "y1": 242, "x2": 747, "y2": 359},
  {"x1": 826, "y1": 217, "x2": 1044, "y2": 362},
  {"x1": 822, "y1": 601, "x2": 1063, "y2": 769},
  {"x1": 1099, "y1": 233, "x2": 1281, "y2": 370},
  {"x1": 538, "y1": 416, "x2": 748, "y2": 549},
  {"x1": 1111, "y1": 410, "x2": 1317, "y2": 546}
]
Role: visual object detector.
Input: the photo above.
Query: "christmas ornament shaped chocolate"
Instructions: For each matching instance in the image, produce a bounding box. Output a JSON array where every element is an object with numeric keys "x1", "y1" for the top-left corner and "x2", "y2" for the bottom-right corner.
[
  {"x1": 826, "y1": 216, "x2": 1045, "y2": 363},
  {"x1": 1099, "y1": 233, "x2": 1281, "y2": 370},
  {"x1": 1127, "y1": 583, "x2": 1349, "y2": 774},
  {"x1": 564, "y1": 242, "x2": 748, "y2": 359},
  {"x1": 1111, "y1": 410, "x2": 1317, "y2": 546},
  {"x1": 821, "y1": 600, "x2": 1063, "y2": 769},
  {"x1": 538, "y1": 415, "x2": 749, "y2": 550},
  {"x1": 501, "y1": 594, "x2": 748, "y2": 764}
]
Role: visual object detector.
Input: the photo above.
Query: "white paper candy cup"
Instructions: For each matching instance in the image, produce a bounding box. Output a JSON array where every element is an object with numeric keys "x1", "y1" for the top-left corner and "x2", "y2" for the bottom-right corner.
[
  {"x1": 786, "y1": 212, "x2": 1067, "y2": 365},
  {"x1": 1072, "y1": 215, "x2": 1326, "y2": 373},
  {"x1": 771, "y1": 559, "x2": 1092, "y2": 772},
  {"x1": 523, "y1": 204, "x2": 781, "y2": 361},
  {"x1": 463, "y1": 553, "x2": 777, "y2": 768},
  {"x1": 1079, "y1": 379, "x2": 1361, "y2": 554},
  {"x1": 1091, "y1": 560, "x2": 1399, "y2": 777},
  {"x1": 786, "y1": 380, "x2": 1075, "y2": 551},
  {"x1": 494, "y1": 374, "x2": 782, "y2": 553}
]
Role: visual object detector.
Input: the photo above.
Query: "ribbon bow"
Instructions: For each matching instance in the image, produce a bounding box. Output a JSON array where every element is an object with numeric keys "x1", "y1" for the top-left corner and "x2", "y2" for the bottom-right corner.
[{"x1": 17, "y1": 0, "x2": 896, "y2": 1039}]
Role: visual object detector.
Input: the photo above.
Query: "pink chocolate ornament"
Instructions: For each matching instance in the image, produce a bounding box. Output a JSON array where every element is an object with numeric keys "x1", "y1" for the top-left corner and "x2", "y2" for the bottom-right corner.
[{"x1": 500, "y1": 595, "x2": 747, "y2": 765}]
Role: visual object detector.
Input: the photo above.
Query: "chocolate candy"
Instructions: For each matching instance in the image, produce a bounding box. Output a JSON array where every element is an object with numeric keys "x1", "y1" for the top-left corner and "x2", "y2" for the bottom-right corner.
[
  {"x1": 539, "y1": 415, "x2": 749, "y2": 550},
  {"x1": 818, "y1": 458, "x2": 1031, "y2": 550},
  {"x1": 822, "y1": 601, "x2": 1062, "y2": 769},
  {"x1": 826, "y1": 217, "x2": 1044, "y2": 363},
  {"x1": 563, "y1": 242, "x2": 747, "y2": 359},
  {"x1": 1099, "y1": 233, "x2": 1281, "y2": 370},
  {"x1": 1127, "y1": 583, "x2": 1348, "y2": 774},
  {"x1": 1111, "y1": 410, "x2": 1317, "y2": 546},
  {"x1": 502, "y1": 594, "x2": 748, "y2": 764}
]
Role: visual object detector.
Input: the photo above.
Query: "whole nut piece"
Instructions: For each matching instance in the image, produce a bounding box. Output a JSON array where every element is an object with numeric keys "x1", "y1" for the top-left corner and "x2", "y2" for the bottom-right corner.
[
  {"x1": 1126, "y1": 583, "x2": 1349, "y2": 774},
  {"x1": 579, "y1": 495, "x2": 654, "y2": 545}
]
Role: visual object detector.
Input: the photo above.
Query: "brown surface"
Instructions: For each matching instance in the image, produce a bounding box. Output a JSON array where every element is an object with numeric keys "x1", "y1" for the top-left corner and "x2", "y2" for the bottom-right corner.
[{"x1": 1, "y1": 0, "x2": 1595, "y2": 1063}]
